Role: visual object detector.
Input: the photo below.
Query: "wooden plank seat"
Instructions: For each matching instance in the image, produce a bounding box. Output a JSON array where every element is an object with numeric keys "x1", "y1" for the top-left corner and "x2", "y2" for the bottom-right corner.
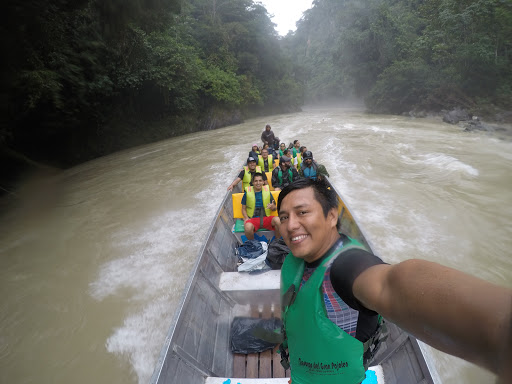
[{"x1": 231, "y1": 305, "x2": 290, "y2": 379}]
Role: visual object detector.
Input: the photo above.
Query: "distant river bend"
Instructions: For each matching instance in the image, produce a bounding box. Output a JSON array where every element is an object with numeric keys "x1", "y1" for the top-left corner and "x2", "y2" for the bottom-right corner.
[{"x1": 1, "y1": 104, "x2": 511, "y2": 384}]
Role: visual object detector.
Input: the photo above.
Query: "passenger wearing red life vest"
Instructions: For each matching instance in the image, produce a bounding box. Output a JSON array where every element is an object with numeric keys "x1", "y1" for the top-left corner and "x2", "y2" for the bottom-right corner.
[{"x1": 241, "y1": 173, "x2": 281, "y2": 240}]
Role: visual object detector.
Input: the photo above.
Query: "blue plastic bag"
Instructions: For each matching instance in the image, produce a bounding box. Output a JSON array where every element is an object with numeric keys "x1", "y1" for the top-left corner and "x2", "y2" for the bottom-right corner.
[{"x1": 236, "y1": 239, "x2": 264, "y2": 259}]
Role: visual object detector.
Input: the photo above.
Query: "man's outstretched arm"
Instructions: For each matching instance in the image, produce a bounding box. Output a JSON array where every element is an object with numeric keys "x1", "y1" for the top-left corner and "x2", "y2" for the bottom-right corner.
[
  {"x1": 353, "y1": 259, "x2": 512, "y2": 376},
  {"x1": 227, "y1": 177, "x2": 242, "y2": 191}
]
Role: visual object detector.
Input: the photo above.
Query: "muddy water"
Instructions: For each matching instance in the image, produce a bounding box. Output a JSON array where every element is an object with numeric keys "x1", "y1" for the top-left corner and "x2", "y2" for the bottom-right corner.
[{"x1": 1, "y1": 104, "x2": 510, "y2": 384}]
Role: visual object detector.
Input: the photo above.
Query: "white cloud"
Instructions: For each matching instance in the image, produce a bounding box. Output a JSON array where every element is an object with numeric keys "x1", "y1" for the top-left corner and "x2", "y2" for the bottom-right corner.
[{"x1": 258, "y1": 0, "x2": 314, "y2": 36}]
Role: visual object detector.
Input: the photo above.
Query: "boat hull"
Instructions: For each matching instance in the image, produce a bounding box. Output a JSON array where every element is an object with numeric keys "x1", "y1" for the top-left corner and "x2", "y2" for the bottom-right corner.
[{"x1": 150, "y1": 179, "x2": 435, "y2": 384}]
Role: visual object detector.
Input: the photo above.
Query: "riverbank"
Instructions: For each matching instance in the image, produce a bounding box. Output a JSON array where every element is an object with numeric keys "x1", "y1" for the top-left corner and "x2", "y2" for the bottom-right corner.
[{"x1": 404, "y1": 107, "x2": 512, "y2": 141}]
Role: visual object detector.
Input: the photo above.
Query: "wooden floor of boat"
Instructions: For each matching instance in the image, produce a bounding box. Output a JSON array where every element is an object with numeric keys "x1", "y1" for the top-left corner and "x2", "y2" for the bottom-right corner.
[{"x1": 233, "y1": 305, "x2": 290, "y2": 379}]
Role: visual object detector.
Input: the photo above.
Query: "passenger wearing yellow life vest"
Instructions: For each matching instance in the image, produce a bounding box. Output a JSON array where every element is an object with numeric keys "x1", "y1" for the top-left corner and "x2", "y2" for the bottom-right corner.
[
  {"x1": 258, "y1": 148, "x2": 275, "y2": 172},
  {"x1": 297, "y1": 146, "x2": 307, "y2": 170},
  {"x1": 227, "y1": 157, "x2": 268, "y2": 191},
  {"x1": 241, "y1": 173, "x2": 281, "y2": 240}
]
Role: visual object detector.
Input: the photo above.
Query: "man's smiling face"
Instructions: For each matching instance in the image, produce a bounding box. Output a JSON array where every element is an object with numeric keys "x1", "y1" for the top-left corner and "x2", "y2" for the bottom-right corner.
[{"x1": 278, "y1": 187, "x2": 338, "y2": 263}]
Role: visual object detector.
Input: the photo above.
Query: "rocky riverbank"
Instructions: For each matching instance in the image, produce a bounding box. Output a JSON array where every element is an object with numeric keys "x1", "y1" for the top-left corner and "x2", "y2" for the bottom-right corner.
[{"x1": 405, "y1": 107, "x2": 512, "y2": 140}]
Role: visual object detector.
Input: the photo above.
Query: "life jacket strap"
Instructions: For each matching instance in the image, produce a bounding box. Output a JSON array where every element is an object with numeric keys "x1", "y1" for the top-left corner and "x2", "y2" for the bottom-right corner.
[
  {"x1": 281, "y1": 284, "x2": 297, "y2": 312},
  {"x1": 362, "y1": 318, "x2": 388, "y2": 370},
  {"x1": 279, "y1": 342, "x2": 290, "y2": 370}
]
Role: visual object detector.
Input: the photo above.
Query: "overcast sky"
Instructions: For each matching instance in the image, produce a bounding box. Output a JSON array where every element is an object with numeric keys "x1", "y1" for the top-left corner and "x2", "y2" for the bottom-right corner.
[{"x1": 257, "y1": 0, "x2": 314, "y2": 36}]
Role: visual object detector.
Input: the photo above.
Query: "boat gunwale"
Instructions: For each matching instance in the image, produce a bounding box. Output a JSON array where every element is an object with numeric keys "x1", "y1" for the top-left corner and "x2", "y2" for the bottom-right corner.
[
  {"x1": 149, "y1": 185, "x2": 235, "y2": 384},
  {"x1": 326, "y1": 176, "x2": 377, "y2": 253}
]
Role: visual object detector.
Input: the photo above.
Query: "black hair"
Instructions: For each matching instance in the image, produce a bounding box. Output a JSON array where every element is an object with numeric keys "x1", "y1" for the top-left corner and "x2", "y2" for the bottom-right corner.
[
  {"x1": 277, "y1": 178, "x2": 341, "y2": 229},
  {"x1": 252, "y1": 172, "x2": 264, "y2": 180},
  {"x1": 283, "y1": 149, "x2": 291, "y2": 156},
  {"x1": 293, "y1": 139, "x2": 299, "y2": 144}
]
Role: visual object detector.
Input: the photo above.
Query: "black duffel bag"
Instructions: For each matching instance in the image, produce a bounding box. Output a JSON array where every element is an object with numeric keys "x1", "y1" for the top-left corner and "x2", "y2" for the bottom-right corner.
[{"x1": 265, "y1": 237, "x2": 290, "y2": 269}]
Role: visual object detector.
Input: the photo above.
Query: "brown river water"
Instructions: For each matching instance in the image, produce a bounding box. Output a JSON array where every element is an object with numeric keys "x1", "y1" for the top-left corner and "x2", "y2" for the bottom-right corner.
[{"x1": 1, "y1": 104, "x2": 511, "y2": 384}]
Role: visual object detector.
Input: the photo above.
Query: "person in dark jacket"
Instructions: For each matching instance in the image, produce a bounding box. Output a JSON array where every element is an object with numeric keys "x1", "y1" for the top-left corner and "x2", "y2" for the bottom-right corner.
[
  {"x1": 299, "y1": 151, "x2": 329, "y2": 181},
  {"x1": 271, "y1": 156, "x2": 300, "y2": 191},
  {"x1": 261, "y1": 124, "x2": 276, "y2": 148},
  {"x1": 247, "y1": 143, "x2": 260, "y2": 163}
]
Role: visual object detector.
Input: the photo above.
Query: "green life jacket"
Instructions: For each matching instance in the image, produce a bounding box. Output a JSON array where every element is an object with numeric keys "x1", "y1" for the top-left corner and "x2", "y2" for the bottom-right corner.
[
  {"x1": 245, "y1": 185, "x2": 272, "y2": 218},
  {"x1": 277, "y1": 167, "x2": 294, "y2": 186},
  {"x1": 280, "y1": 237, "x2": 372, "y2": 384},
  {"x1": 242, "y1": 165, "x2": 262, "y2": 191},
  {"x1": 258, "y1": 154, "x2": 274, "y2": 172}
]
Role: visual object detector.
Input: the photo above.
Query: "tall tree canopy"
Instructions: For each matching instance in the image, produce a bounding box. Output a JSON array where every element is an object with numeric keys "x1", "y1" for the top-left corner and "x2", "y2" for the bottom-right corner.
[
  {"x1": 2, "y1": 0, "x2": 511, "y2": 190},
  {"x1": 1, "y1": 0, "x2": 302, "y2": 172},
  {"x1": 285, "y1": 0, "x2": 512, "y2": 114}
]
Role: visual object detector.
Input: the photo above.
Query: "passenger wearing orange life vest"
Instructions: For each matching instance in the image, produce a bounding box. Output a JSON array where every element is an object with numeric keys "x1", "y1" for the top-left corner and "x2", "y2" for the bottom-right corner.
[{"x1": 241, "y1": 173, "x2": 281, "y2": 240}]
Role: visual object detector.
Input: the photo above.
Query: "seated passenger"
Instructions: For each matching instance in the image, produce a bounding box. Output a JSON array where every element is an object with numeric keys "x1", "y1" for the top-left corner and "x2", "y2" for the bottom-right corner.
[
  {"x1": 283, "y1": 148, "x2": 298, "y2": 170},
  {"x1": 261, "y1": 124, "x2": 276, "y2": 148},
  {"x1": 299, "y1": 150, "x2": 330, "y2": 181},
  {"x1": 258, "y1": 148, "x2": 275, "y2": 172},
  {"x1": 292, "y1": 140, "x2": 301, "y2": 158},
  {"x1": 242, "y1": 173, "x2": 281, "y2": 240},
  {"x1": 263, "y1": 143, "x2": 278, "y2": 161},
  {"x1": 273, "y1": 137, "x2": 281, "y2": 151},
  {"x1": 248, "y1": 143, "x2": 260, "y2": 163},
  {"x1": 227, "y1": 157, "x2": 268, "y2": 191},
  {"x1": 271, "y1": 155, "x2": 300, "y2": 191},
  {"x1": 279, "y1": 142, "x2": 287, "y2": 157},
  {"x1": 297, "y1": 146, "x2": 307, "y2": 170}
]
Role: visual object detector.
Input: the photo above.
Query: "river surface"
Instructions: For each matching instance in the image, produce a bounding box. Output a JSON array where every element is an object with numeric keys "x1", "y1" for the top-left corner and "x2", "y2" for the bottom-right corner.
[{"x1": 1, "y1": 104, "x2": 511, "y2": 384}]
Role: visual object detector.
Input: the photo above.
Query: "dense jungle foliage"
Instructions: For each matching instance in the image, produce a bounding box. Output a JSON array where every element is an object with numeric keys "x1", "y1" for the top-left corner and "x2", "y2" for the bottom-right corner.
[
  {"x1": 1, "y1": 0, "x2": 511, "y2": 189},
  {"x1": 1, "y1": 0, "x2": 301, "y2": 176},
  {"x1": 286, "y1": 0, "x2": 512, "y2": 114}
]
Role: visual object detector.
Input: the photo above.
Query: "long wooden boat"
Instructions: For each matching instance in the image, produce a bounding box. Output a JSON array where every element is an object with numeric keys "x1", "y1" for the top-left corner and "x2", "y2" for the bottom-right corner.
[{"x1": 149, "y1": 176, "x2": 436, "y2": 384}]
